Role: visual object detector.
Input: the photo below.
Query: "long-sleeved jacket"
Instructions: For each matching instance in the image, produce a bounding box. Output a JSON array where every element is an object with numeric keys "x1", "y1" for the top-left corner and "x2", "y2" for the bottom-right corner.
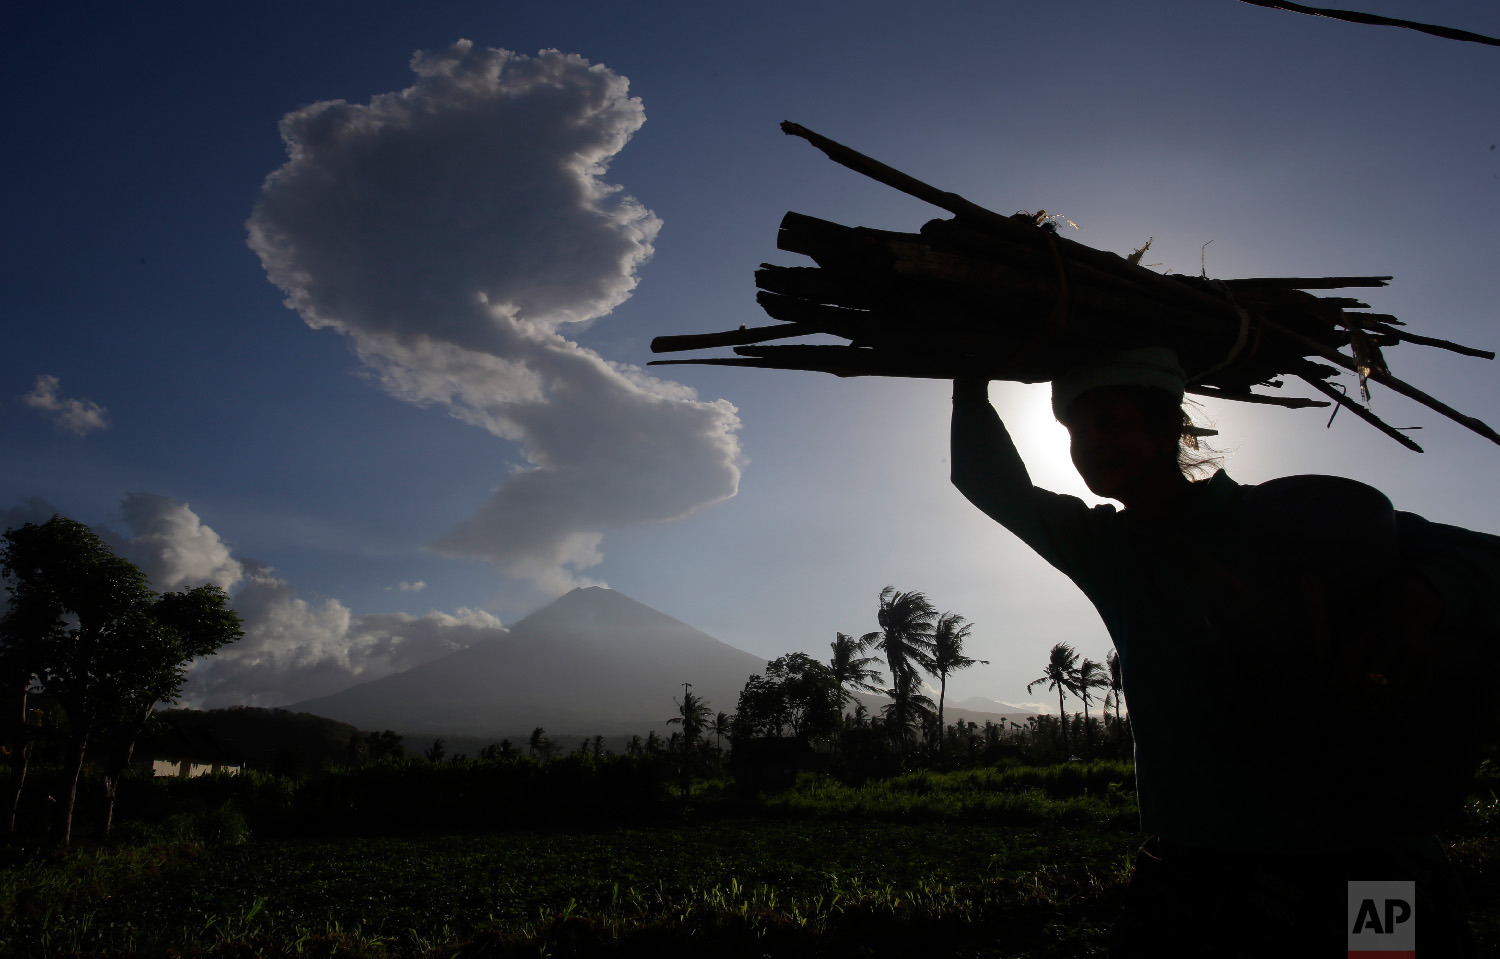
[{"x1": 951, "y1": 384, "x2": 1500, "y2": 852}]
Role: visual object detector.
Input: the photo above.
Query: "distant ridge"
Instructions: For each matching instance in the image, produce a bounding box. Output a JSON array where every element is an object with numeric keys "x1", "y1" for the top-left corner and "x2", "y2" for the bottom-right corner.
[{"x1": 290, "y1": 587, "x2": 770, "y2": 738}]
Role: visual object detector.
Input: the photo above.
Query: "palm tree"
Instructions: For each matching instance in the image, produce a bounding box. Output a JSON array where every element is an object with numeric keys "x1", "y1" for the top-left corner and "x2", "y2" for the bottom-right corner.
[
  {"x1": 1076, "y1": 658, "x2": 1111, "y2": 761},
  {"x1": 880, "y1": 666, "x2": 936, "y2": 745},
  {"x1": 666, "y1": 688, "x2": 711, "y2": 747},
  {"x1": 829, "y1": 631, "x2": 885, "y2": 712},
  {"x1": 711, "y1": 711, "x2": 732, "y2": 769},
  {"x1": 712, "y1": 711, "x2": 731, "y2": 752},
  {"x1": 930, "y1": 612, "x2": 987, "y2": 757},
  {"x1": 527, "y1": 726, "x2": 550, "y2": 761},
  {"x1": 869, "y1": 586, "x2": 938, "y2": 751},
  {"x1": 1105, "y1": 649, "x2": 1127, "y2": 745},
  {"x1": 1027, "y1": 643, "x2": 1081, "y2": 759},
  {"x1": 667, "y1": 686, "x2": 711, "y2": 794}
]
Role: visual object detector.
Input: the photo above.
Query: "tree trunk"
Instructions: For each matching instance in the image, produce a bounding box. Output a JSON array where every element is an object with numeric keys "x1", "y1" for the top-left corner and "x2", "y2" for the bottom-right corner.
[
  {"x1": 9, "y1": 739, "x2": 33, "y2": 835},
  {"x1": 8, "y1": 686, "x2": 32, "y2": 835},
  {"x1": 59, "y1": 731, "x2": 89, "y2": 848},
  {"x1": 937, "y1": 674, "x2": 947, "y2": 761},
  {"x1": 1057, "y1": 687, "x2": 1070, "y2": 759},
  {"x1": 100, "y1": 703, "x2": 156, "y2": 841},
  {"x1": 1082, "y1": 697, "x2": 1092, "y2": 762}
]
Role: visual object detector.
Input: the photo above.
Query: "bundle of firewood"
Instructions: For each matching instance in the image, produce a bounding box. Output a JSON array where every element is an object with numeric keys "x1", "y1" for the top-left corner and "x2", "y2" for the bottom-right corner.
[{"x1": 650, "y1": 123, "x2": 1497, "y2": 453}]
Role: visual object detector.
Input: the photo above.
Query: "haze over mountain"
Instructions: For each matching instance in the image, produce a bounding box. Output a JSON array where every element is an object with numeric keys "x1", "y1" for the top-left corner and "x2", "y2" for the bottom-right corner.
[
  {"x1": 291, "y1": 587, "x2": 767, "y2": 737},
  {"x1": 291, "y1": 587, "x2": 1036, "y2": 738}
]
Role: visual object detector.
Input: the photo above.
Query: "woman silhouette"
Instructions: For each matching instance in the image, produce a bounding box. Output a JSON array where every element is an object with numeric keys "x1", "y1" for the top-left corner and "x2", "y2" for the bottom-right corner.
[{"x1": 951, "y1": 348, "x2": 1495, "y2": 956}]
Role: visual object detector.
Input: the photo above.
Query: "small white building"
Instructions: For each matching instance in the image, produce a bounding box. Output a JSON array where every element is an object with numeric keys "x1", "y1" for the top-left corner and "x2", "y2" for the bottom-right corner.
[{"x1": 151, "y1": 758, "x2": 242, "y2": 778}]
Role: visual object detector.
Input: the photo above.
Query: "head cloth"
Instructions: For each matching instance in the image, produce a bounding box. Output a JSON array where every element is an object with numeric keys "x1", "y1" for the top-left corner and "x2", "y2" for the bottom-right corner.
[{"x1": 1051, "y1": 347, "x2": 1187, "y2": 422}]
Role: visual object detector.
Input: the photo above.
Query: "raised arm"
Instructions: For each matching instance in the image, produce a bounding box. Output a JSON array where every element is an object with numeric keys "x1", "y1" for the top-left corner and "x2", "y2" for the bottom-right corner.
[
  {"x1": 949, "y1": 379, "x2": 1110, "y2": 577},
  {"x1": 950, "y1": 378, "x2": 1035, "y2": 522}
]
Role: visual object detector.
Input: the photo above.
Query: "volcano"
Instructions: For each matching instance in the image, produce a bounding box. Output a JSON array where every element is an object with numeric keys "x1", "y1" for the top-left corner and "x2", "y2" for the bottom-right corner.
[{"x1": 289, "y1": 586, "x2": 769, "y2": 738}]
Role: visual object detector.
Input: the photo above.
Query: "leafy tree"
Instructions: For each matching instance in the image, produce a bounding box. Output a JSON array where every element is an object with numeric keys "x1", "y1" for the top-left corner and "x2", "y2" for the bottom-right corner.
[
  {"x1": 0, "y1": 516, "x2": 242, "y2": 845},
  {"x1": 424, "y1": 738, "x2": 446, "y2": 763},
  {"x1": 869, "y1": 587, "x2": 937, "y2": 752},
  {"x1": 733, "y1": 653, "x2": 843, "y2": 742},
  {"x1": 828, "y1": 631, "x2": 884, "y2": 710},
  {"x1": 1076, "y1": 658, "x2": 1111, "y2": 761},
  {"x1": 1027, "y1": 642, "x2": 1081, "y2": 759},
  {"x1": 365, "y1": 729, "x2": 405, "y2": 761},
  {"x1": 930, "y1": 612, "x2": 986, "y2": 757},
  {"x1": 99, "y1": 584, "x2": 242, "y2": 833}
]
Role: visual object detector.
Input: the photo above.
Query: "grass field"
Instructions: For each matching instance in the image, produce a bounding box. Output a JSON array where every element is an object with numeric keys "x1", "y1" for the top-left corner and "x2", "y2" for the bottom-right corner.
[
  {"x1": 1, "y1": 819, "x2": 1138, "y2": 958},
  {"x1": 2, "y1": 763, "x2": 1495, "y2": 958}
]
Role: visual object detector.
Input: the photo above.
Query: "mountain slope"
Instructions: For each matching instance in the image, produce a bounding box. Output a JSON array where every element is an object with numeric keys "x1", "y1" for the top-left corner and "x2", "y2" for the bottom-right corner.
[{"x1": 290, "y1": 587, "x2": 769, "y2": 737}]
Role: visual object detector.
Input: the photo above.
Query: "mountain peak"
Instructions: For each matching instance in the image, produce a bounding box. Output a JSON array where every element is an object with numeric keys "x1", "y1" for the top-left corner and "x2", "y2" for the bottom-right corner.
[{"x1": 291, "y1": 587, "x2": 767, "y2": 737}]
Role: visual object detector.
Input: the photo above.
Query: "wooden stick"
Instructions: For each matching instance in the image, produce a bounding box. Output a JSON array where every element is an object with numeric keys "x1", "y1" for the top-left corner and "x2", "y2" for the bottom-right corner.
[
  {"x1": 1266, "y1": 318, "x2": 1500, "y2": 447},
  {"x1": 1296, "y1": 371, "x2": 1424, "y2": 452},
  {"x1": 1363, "y1": 322, "x2": 1496, "y2": 360},
  {"x1": 1234, "y1": 0, "x2": 1500, "y2": 48},
  {"x1": 651, "y1": 323, "x2": 818, "y2": 354},
  {"x1": 781, "y1": 123, "x2": 1017, "y2": 233},
  {"x1": 1221, "y1": 276, "x2": 1391, "y2": 289},
  {"x1": 1185, "y1": 385, "x2": 1331, "y2": 409}
]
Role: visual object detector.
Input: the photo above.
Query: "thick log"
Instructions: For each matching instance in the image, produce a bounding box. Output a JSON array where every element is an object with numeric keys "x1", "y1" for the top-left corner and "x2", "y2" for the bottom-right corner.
[
  {"x1": 754, "y1": 292, "x2": 882, "y2": 339},
  {"x1": 777, "y1": 212, "x2": 897, "y2": 266},
  {"x1": 654, "y1": 123, "x2": 1496, "y2": 452},
  {"x1": 780, "y1": 124, "x2": 1275, "y2": 331},
  {"x1": 755, "y1": 265, "x2": 891, "y2": 310}
]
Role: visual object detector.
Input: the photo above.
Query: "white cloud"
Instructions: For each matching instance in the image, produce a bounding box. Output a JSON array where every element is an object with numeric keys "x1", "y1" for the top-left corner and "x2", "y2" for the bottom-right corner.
[
  {"x1": 22, "y1": 375, "x2": 109, "y2": 436},
  {"x1": 98, "y1": 494, "x2": 505, "y2": 708},
  {"x1": 183, "y1": 560, "x2": 508, "y2": 708},
  {"x1": 121, "y1": 491, "x2": 244, "y2": 592},
  {"x1": 247, "y1": 41, "x2": 742, "y2": 593},
  {"x1": 396, "y1": 580, "x2": 426, "y2": 592}
]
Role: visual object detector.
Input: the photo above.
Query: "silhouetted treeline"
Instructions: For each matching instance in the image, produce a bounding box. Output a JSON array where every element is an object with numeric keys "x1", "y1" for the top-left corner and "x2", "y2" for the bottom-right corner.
[
  {"x1": 149, "y1": 706, "x2": 366, "y2": 775},
  {"x1": 120, "y1": 753, "x2": 678, "y2": 840}
]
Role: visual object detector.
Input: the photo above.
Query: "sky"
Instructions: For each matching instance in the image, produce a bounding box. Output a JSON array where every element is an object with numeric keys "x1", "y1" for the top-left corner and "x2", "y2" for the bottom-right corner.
[{"x1": 3, "y1": 1, "x2": 1497, "y2": 716}]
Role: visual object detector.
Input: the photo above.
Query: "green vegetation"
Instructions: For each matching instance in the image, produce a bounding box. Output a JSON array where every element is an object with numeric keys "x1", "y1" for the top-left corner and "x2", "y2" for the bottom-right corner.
[
  {"x1": 1, "y1": 516, "x2": 243, "y2": 846},
  {"x1": 1, "y1": 757, "x2": 1494, "y2": 957},
  {"x1": 3, "y1": 535, "x2": 1494, "y2": 955},
  {"x1": 1, "y1": 765, "x2": 1145, "y2": 958}
]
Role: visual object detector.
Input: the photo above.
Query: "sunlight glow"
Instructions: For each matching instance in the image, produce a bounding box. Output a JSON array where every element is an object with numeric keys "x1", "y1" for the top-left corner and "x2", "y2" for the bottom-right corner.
[{"x1": 987, "y1": 381, "x2": 1106, "y2": 506}]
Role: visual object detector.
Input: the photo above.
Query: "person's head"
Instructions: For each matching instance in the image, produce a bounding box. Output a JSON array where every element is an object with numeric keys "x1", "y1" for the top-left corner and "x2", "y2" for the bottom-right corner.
[{"x1": 1052, "y1": 348, "x2": 1217, "y2": 505}]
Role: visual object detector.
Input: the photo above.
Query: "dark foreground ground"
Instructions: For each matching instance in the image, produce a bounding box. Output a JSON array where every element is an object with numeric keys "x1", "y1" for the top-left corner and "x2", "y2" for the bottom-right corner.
[{"x1": 2, "y1": 763, "x2": 1495, "y2": 957}]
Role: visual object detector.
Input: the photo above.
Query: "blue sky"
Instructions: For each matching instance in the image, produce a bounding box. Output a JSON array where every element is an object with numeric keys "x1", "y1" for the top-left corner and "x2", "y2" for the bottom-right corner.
[{"x1": 3, "y1": 1, "x2": 1497, "y2": 714}]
